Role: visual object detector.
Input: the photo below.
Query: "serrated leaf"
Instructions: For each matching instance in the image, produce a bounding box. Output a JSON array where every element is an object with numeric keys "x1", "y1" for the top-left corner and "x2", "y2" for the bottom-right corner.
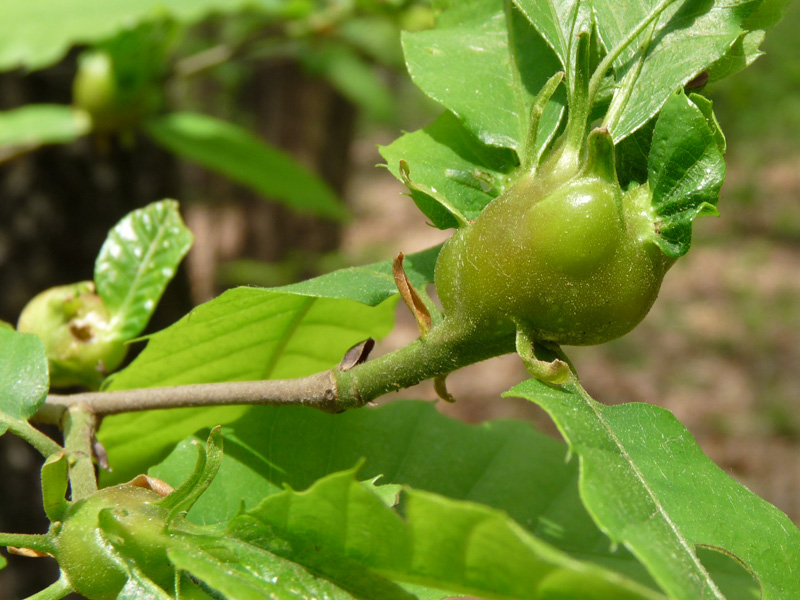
[
  {"x1": 507, "y1": 378, "x2": 800, "y2": 600},
  {"x1": 648, "y1": 90, "x2": 725, "y2": 258},
  {"x1": 98, "y1": 288, "x2": 397, "y2": 484},
  {"x1": 145, "y1": 112, "x2": 347, "y2": 221},
  {"x1": 594, "y1": 0, "x2": 774, "y2": 140},
  {"x1": 151, "y1": 402, "x2": 671, "y2": 595},
  {"x1": 0, "y1": 328, "x2": 49, "y2": 421},
  {"x1": 380, "y1": 112, "x2": 518, "y2": 226},
  {"x1": 227, "y1": 468, "x2": 661, "y2": 600},
  {"x1": 0, "y1": 105, "x2": 90, "y2": 160},
  {"x1": 95, "y1": 200, "x2": 193, "y2": 340},
  {"x1": 402, "y1": 0, "x2": 563, "y2": 159},
  {"x1": 0, "y1": 0, "x2": 305, "y2": 71}
]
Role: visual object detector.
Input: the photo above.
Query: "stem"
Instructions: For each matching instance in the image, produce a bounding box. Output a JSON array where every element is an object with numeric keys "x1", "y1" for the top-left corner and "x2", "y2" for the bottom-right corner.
[
  {"x1": 23, "y1": 574, "x2": 73, "y2": 600},
  {"x1": 0, "y1": 532, "x2": 55, "y2": 554},
  {"x1": 586, "y1": 0, "x2": 681, "y2": 109},
  {"x1": 38, "y1": 321, "x2": 514, "y2": 418},
  {"x1": 1, "y1": 417, "x2": 63, "y2": 458},
  {"x1": 42, "y1": 371, "x2": 342, "y2": 419},
  {"x1": 334, "y1": 319, "x2": 515, "y2": 406},
  {"x1": 62, "y1": 408, "x2": 98, "y2": 500}
]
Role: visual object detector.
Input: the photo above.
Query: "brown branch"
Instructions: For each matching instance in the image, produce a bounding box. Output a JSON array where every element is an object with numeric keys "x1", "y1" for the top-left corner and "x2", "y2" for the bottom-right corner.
[{"x1": 38, "y1": 371, "x2": 340, "y2": 424}]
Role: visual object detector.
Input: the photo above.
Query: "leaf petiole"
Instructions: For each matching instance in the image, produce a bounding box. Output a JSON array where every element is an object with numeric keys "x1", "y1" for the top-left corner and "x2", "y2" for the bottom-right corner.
[{"x1": 0, "y1": 416, "x2": 62, "y2": 458}]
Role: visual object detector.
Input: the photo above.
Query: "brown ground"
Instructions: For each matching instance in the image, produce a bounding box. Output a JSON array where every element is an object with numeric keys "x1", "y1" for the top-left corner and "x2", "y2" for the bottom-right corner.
[{"x1": 342, "y1": 134, "x2": 800, "y2": 524}]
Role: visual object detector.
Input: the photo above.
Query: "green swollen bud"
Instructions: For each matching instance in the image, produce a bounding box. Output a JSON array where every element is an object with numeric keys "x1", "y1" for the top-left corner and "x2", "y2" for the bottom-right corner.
[{"x1": 17, "y1": 282, "x2": 127, "y2": 388}]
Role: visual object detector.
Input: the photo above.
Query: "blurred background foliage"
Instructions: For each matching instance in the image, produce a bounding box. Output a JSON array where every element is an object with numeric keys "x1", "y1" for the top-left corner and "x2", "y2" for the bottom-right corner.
[{"x1": 0, "y1": 0, "x2": 798, "y2": 597}]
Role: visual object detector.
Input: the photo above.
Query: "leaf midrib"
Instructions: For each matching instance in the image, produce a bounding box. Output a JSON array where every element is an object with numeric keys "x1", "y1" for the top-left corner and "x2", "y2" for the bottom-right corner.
[{"x1": 575, "y1": 385, "x2": 725, "y2": 600}]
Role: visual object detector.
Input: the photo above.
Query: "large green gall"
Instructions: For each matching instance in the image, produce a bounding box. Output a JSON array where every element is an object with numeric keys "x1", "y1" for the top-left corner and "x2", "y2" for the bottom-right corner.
[{"x1": 435, "y1": 128, "x2": 674, "y2": 347}]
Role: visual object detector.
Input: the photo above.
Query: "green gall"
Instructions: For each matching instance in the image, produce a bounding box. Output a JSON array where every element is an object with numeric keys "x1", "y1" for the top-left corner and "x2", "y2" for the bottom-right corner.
[
  {"x1": 55, "y1": 485, "x2": 170, "y2": 600},
  {"x1": 17, "y1": 282, "x2": 127, "y2": 388},
  {"x1": 435, "y1": 129, "x2": 674, "y2": 347}
]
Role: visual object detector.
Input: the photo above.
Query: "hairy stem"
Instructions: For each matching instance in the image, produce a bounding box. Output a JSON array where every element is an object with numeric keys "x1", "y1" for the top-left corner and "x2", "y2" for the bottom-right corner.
[
  {"x1": 62, "y1": 408, "x2": 98, "y2": 500},
  {"x1": 0, "y1": 532, "x2": 56, "y2": 555},
  {"x1": 0, "y1": 417, "x2": 63, "y2": 458},
  {"x1": 38, "y1": 320, "x2": 514, "y2": 419}
]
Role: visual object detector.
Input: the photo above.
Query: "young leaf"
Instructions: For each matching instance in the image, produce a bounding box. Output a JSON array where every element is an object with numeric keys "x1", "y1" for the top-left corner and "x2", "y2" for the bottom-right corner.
[
  {"x1": 402, "y1": 0, "x2": 563, "y2": 158},
  {"x1": 0, "y1": 105, "x2": 90, "y2": 160},
  {"x1": 380, "y1": 112, "x2": 518, "y2": 227},
  {"x1": 159, "y1": 427, "x2": 223, "y2": 517},
  {"x1": 648, "y1": 90, "x2": 725, "y2": 258},
  {"x1": 98, "y1": 288, "x2": 397, "y2": 484},
  {"x1": 41, "y1": 452, "x2": 70, "y2": 522},
  {"x1": 0, "y1": 328, "x2": 49, "y2": 421},
  {"x1": 507, "y1": 379, "x2": 800, "y2": 600},
  {"x1": 593, "y1": 0, "x2": 778, "y2": 140},
  {"x1": 94, "y1": 200, "x2": 193, "y2": 340},
  {"x1": 144, "y1": 112, "x2": 347, "y2": 221}
]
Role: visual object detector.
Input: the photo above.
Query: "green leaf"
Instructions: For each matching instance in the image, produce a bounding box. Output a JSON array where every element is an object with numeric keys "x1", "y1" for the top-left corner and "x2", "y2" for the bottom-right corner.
[
  {"x1": 707, "y1": 0, "x2": 792, "y2": 80},
  {"x1": 94, "y1": 200, "x2": 193, "y2": 340},
  {"x1": 402, "y1": 0, "x2": 563, "y2": 159},
  {"x1": 99, "y1": 288, "x2": 397, "y2": 484},
  {"x1": 594, "y1": 0, "x2": 773, "y2": 140},
  {"x1": 0, "y1": 0, "x2": 306, "y2": 71},
  {"x1": 688, "y1": 93, "x2": 726, "y2": 153},
  {"x1": 144, "y1": 112, "x2": 347, "y2": 221},
  {"x1": 507, "y1": 379, "x2": 800, "y2": 600},
  {"x1": 159, "y1": 427, "x2": 223, "y2": 517},
  {"x1": 0, "y1": 105, "x2": 90, "y2": 159},
  {"x1": 380, "y1": 112, "x2": 518, "y2": 227},
  {"x1": 270, "y1": 245, "x2": 439, "y2": 306},
  {"x1": 167, "y1": 538, "x2": 385, "y2": 600},
  {"x1": 0, "y1": 328, "x2": 49, "y2": 421},
  {"x1": 512, "y1": 0, "x2": 580, "y2": 66},
  {"x1": 513, "y1": 0, "x2": 592, "y2": 108},
  {"x1": 227, "y1": 468, "x2": 661, "y2": 600},
  {"x1": 151, "y1": 402, "x2": 668, "y2": 595},
  {"x1": 648, "y1": 90, "x2": 725, "y2": 258}
]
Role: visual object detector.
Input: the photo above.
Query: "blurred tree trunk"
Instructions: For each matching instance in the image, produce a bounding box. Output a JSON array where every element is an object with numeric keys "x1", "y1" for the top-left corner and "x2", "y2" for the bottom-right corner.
[{"x1": 183, "y1": 57, "x2": 356, "y2": 303}]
